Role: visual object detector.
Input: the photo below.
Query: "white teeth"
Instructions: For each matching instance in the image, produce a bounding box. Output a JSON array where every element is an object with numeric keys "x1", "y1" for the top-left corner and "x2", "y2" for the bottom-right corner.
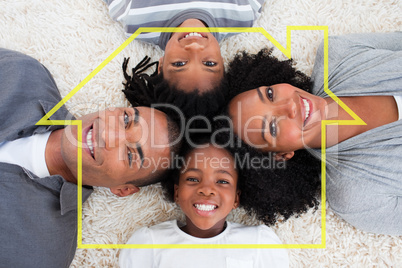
[
  {"x1": 303, "y1": 99, "x2": 310, "y2": 122},
  {"x1": 184, "y1": 32, "x2": 203, "y2": 38},
  {"x1": 194, "y1": 204, "x2": 217, "y2": 211},
  {"x1": 86, "y1": 129, "x2": 94, "y2": 158}
]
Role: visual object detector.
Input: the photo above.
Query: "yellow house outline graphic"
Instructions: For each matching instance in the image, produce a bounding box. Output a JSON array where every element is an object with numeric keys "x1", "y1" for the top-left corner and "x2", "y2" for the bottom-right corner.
[{"x1": 36, "y1": 26, "x2": 365, "y2": 249}]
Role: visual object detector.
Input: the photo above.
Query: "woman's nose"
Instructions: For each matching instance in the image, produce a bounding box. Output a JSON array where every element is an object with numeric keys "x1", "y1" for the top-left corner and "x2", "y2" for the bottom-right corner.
[
  {"x1": 272, "y1": 99, "x2": 297, "y2": 119},
  {"x1": 102, "y1": 117, "x2": 126, "y2": 150}
]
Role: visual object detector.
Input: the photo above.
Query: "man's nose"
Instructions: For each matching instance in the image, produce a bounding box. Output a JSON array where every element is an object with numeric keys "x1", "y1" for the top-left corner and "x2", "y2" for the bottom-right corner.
[
  {"x1": 102, "y1": 117, "x2": 126, "y2": 150},
  {"x1": 184, "y1": 42, "x2": 205, "y2": 51}
]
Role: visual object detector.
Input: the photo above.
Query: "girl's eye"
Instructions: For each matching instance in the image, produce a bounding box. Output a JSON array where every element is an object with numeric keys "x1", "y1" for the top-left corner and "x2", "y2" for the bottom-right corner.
[
  {"x1": 265, "y1": 87, "x2": 274, "y2": 101},
  {"x1": 172, "y1": 61, "x2": 186, "y2": 67},
  {"x1": 186, "y1": 177, "x2": 199, "y2": 182},
  {"x1": 203, "y1": 61, "x2": 217, "y2": 67},
  {"x1": 269, "y1": 117, "x2": 277, "y2": 138},
  {"x1": 217, "y1": 179, "x2": 229, "y2": 184},
  {"x1": 124, "y1": 112, "x2": 130, "y2": 128}
]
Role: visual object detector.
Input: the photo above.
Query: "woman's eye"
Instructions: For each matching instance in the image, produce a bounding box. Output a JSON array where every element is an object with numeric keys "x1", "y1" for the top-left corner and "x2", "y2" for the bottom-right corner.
[
  {"x1": 269, "y1": 117, "x2": 277, "y2": 138},
  {"x1": 172, "y1": 61, "x2": 186, "y2": 67},
  {"x1": 124, "y1": 112, "x2": 130, "y2": 128},
  {"x1": 265, "y1": 87, "x2": 274, "y2": 101},
  {"x1": 203, "y1": 61, "x2": 217, "y2": 67}
]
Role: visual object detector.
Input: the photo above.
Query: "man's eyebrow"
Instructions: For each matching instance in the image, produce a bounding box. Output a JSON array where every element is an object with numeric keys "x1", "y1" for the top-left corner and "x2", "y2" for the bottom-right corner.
[
  {"x1": 133, "y1": 107, "x2": 139, "y2": 124},
  {"x1": 136, "y1": 143, "x2": 144, "y2": 168}
]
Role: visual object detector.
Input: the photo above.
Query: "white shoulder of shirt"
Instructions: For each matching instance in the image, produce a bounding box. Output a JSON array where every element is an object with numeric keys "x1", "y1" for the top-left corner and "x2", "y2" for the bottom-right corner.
[
  {"x1": 0, "y1": 131, "x2": 51, "y2": 178},
  {"x1": 393, "y1": 95, "x2": 402, "y2": 120}
]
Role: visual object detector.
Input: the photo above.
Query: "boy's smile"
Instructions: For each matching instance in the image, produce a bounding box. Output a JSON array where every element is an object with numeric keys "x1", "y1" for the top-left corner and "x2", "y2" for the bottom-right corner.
[
  {"x1": 159, "y1": 19, "x2": 224, "y2": 93},
  {"x1": 174, "y1": 144, "x2": 240, "y2": 238}
]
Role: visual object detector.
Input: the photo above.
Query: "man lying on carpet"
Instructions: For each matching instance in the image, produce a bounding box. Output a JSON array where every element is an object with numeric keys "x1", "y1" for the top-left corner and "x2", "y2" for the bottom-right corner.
[
  {"x1": 0, "y1": 48, "x2": 181, "y2": 268},
  {"x1": 104, "y1": 0, "x2": 266, "y2": 119}
]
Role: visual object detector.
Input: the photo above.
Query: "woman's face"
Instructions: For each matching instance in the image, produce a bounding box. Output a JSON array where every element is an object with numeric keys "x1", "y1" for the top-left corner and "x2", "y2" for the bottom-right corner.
[{"x1": 228, "y1": 84, "x2": 328, "y2": 155}]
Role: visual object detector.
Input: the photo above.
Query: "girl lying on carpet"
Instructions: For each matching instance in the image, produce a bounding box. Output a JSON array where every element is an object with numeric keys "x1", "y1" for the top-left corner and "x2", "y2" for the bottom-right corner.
[
  {"x1": 225, "y1": 32, "x2": 402, "y2": 235},
  {"x1": 119, "y1": 137, "x2": 289, "y2": 267}
]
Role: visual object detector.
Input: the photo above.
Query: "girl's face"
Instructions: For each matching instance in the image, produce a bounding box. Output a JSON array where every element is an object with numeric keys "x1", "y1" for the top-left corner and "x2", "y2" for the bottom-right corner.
[
  {"x1": 174, "y1": 145, "x2": 240, "y2": 238},
  {"x1": 229, "y1": 84, "x2": 328, "y2": 157}
]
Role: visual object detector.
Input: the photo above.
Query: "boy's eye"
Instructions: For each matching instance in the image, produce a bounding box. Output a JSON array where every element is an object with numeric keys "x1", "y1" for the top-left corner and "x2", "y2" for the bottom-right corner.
[
  {"x1": 203, "y1": 61, "x2": 217, "y2": 67},
  {"x1": 265, "y1": 87, "x2": 274, "y2": 101},
  {"x1": 186, "y1": 177, "x2": 199, "y2": 182},
  {"x1": 124, "y1": 112, "x2": 130, "y2": 128},
  {"x1": 172, "y1": 61, "x2": 187, "y2": 67}
]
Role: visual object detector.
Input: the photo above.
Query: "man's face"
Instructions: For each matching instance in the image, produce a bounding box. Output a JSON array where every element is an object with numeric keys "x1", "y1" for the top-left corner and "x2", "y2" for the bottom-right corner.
[
  {"x1": 61, "y1": 107, "x2": 171, "y2": 192},
  {"x1": 160, "y1": 19, "x2": 224, "y2": 92}
]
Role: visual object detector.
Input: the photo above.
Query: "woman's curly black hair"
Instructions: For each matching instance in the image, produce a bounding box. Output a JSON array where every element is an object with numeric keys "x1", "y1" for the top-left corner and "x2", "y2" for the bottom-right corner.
[
  {"x1": 122, "y1": 56, "x2": 229, "y2": 124},
  {"x1": 213, "y1": 113, "x2": 321, "y2": 225},
  {"x1": 211, "y1": 48, "x2": 322, "y2": 225},
  {"x1": 225, "y1": 48, "x2": 313, "y2": 101}
]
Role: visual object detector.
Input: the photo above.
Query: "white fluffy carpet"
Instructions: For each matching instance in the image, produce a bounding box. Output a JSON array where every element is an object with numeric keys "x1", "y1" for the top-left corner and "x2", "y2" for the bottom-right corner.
[{"x1": 1, "y1": 0, "x2": 401, "y2": 267}]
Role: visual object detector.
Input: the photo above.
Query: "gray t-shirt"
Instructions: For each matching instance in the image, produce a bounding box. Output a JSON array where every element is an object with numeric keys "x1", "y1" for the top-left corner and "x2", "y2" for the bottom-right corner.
[
  {"x1": 310, "y1": 32, "x2": 402, "y2": 235},
  {"x1": 104, "y1": 0, "x2": 265, "y2": 49}
]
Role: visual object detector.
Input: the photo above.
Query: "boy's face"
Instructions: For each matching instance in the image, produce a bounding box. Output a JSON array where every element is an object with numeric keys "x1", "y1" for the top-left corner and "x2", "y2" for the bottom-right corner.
[
  {"x1": 174, "y1": 145, "x2": 240, "y2": 237},
  {"x1": 61, "y1": 107, "x2": 171, "y2": 196},
  {"x1": 159, "y1": 19, "x2": 224, "y2": 93}
]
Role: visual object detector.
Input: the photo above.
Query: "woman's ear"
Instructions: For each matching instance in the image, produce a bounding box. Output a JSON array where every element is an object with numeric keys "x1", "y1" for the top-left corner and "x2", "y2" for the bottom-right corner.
[
  {"x1": 233, "y1": 190, "x2": 241, "y2": 209},
  {"x1": 173, "y1": 184, "x2": 179, "y2": 203},
  {"x1": 274, "y1": 151, "x2": 295, "y2": 161},
  {"x1": 158, "y1": 57, "x2": 163, "y2": 73},
  {"x1": 109, "y1": 184, "x2": 140, "y2": 197}
]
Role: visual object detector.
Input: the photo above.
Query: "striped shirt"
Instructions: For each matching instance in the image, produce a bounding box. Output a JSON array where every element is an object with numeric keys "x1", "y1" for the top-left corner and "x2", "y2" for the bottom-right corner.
[{"x1": 104, "y1": 0, "x2": 265, "y2": 49}]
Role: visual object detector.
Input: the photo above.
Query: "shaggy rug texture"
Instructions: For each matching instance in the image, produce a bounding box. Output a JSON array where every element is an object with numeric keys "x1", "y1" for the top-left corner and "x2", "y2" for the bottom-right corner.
[{"x1": 1, "y1": 0, "x2": 401, "y2": 267}]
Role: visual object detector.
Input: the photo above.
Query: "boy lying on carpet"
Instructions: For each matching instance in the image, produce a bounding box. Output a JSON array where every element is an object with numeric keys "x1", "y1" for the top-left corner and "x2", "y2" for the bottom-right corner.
[
  {"x1": 103, "y1": 0, "x2": 265, "y2": 118},
  {"x1": 119, "y1": 136, "x2": 289, "y2": 267}
]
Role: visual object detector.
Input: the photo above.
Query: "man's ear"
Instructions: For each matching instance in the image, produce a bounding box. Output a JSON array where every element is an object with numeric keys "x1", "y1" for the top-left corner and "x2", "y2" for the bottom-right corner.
[
  {"x1": 158, "y1": 57, "x2": 163, "y2": 74},
  {"x1": 110, "y1": 184, "x2": 140, "y2": 197},
  {"x1": 233, "y1": 190, "x2": 241, "y2": 209},
  {"x1": 274, "y1": 151, "x2": 295, "y2": 161},
  {"x1": 173, "y1": 184, "x2": 179, "y2": 203}
]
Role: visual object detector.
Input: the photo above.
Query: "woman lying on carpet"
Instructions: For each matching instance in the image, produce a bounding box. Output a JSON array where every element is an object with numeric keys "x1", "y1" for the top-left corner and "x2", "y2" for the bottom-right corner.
[
  {"x1": 225, "y1": 32, "x2": 402, "y2": 235},
  {"x1": 104, "y1": 0, "x2": 265, "y2": 119},
  {"x1": 119, "y1": 136, "x2": 289, "y2": 267}
]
